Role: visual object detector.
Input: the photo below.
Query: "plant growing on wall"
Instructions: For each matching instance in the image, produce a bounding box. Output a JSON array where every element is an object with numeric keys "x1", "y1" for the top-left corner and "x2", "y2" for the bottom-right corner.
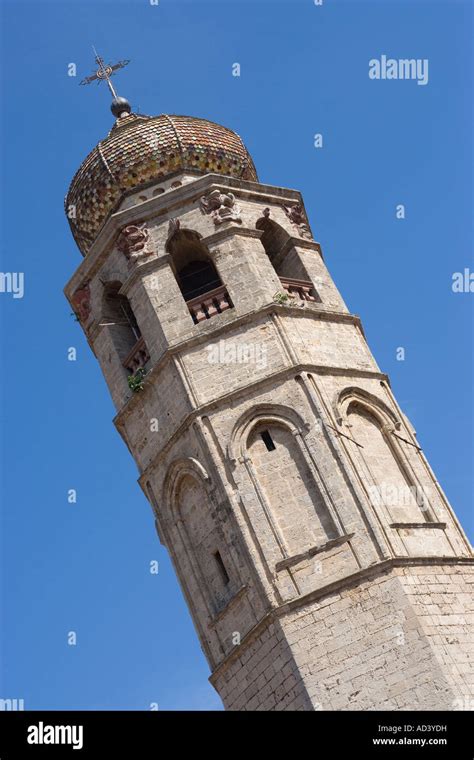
[
  {"x1": 273, "y1": 291, "x2": 295, "y2": 305},
  {"x1": 128, "y1": 367, "x2": 147, "y2": 392}
]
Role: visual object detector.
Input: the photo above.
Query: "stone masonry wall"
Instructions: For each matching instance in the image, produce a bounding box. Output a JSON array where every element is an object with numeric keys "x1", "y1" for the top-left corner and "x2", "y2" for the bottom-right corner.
[
  {"x1": 212, "y1": 562, "x2": 474, "y2": 711},
  {"x1": 212, "y1": 617, "x2": 314, "y2": 711},
  {"x1": 281, "y1": 562, "x2": 474, "y2": 711}
]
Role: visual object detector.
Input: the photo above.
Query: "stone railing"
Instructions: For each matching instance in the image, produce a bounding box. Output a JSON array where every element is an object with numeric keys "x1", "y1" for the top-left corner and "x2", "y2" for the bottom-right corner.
[
  {"x1": 279, "y1": 276, "x2": 318, "y2": 302},
  {"x1": 122, "y1": 337, "x2": 150, "y2": 374},
  {"x1": 186, "y1": 285, "x2": 233, "y2": 324}
]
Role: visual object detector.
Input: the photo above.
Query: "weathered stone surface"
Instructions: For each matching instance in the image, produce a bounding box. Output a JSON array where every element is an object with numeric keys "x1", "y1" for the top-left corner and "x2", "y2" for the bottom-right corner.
[{"x1": 64, "y1": 163, "x2": 473, "y2": 711}]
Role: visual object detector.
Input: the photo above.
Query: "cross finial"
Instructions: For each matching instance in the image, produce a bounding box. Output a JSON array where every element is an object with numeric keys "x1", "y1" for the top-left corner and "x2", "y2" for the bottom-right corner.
[{"x1": 80, "y1": 47, "x2": 132, "y2": 118}]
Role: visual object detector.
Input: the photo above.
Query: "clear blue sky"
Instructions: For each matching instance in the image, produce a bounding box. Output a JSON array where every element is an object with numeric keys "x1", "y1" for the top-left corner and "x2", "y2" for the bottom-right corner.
[{"x1": 0, "y1": 0, "x2": 472, "y2": 710}]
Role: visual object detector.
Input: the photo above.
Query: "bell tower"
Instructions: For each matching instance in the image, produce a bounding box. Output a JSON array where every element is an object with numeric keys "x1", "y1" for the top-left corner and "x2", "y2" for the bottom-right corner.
[{"x1": 65, "y1": 90, "x2": 474, "y2": 710}]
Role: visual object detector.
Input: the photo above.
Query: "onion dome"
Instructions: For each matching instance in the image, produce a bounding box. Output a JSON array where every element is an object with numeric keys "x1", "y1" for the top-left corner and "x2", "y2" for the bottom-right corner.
[{"x1": 66, "y1": 112, "x2": 258, "y2": 255}]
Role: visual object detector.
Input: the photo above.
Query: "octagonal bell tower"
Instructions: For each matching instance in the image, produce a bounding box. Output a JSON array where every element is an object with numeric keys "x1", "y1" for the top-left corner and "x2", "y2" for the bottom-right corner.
[{"x1": 65, "y1": 93, "x2": 474, "y2": 711}]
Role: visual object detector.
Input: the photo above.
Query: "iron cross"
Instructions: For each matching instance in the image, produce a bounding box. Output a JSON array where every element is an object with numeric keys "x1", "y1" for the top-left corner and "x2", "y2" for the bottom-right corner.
[{"x1": 80, "y1": 47, "x2": 130, "y2": 99}]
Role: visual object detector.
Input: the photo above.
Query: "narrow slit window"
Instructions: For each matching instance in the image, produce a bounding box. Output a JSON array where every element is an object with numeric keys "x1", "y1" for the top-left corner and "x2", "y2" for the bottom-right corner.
[
  {"x1": 260, "y1": 430, "x2": 276, "y2": 452},
  {"x1": 214, "y1": 551, "x2": 230, "y2": 586}
]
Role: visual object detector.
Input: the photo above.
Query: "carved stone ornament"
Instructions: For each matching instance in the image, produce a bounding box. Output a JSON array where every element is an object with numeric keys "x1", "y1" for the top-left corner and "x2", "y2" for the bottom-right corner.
[
  {"x1": 71, "y1": 282, "x2": 91, "y2": 323},
  {"x1": 200, "y1": 189, "x2": 242, "y2": 225},
  {"x1": 282, "y1": 202, "x2": 312, "y2": 240},
  {"x1": 116, "y1": 223, "x2": 153, "y2": 263},
  {"x1": 167, "y1": 217, "x2": 180, "y2": 239}
]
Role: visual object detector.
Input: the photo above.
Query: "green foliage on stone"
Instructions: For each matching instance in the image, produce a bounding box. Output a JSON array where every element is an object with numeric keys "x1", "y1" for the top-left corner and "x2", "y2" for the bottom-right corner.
[
  {"x1": 128, "y1": 367, "x2": 147, "y2": 393},
  {"x1": 273, "y1": 291, "x2": 294, "y2": 305}
]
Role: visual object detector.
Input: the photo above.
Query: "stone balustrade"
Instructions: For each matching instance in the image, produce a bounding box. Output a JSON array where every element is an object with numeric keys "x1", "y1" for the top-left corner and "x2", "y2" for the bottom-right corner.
[
  {"x1": 186, "y1": 285, "x2": 233, "y2": 324},
  {"x1": 122, "y1": 337, "x2": 150, "y2": 374},
  {"x1": 280, "y1": 276, "x2": 318, "y2": 302}
]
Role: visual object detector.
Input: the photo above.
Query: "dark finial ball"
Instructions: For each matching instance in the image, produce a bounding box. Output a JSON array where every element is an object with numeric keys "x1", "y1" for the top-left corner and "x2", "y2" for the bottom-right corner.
[{"x1": 111, "y1": 97, "x2": 132, "y2": 118}]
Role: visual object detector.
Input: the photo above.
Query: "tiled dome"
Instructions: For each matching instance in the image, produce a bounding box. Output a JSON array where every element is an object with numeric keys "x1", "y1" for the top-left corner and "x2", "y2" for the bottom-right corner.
[{"x1": 66, "y1": 113, "x2": 258, "y2": 256}]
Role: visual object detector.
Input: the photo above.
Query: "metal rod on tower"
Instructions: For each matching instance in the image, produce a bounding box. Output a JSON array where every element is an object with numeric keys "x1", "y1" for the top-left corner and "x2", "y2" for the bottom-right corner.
[{"x1": 80, "y1": 48, "x2": 131, "y2": 117}]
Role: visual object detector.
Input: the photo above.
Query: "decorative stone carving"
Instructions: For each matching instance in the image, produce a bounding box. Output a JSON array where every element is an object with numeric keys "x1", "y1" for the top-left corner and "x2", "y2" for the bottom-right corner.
[
  {"x1": 282, "y1": 202, "x2": 312, "y2": 239},
  {"x1": 200, "y1": 189, "x2": 242, "y2": 225},
  {"x1": 71, "y1": 282, "x2": 91, "y2": 323},
  {"x1": 165, "y1": 218, "x2": 182, "y2": 251},
  {"x1": 167, "y1": 218, "x2": 180, "y2": 238},
  {"x1": 116, "y1": 223, "x2": 153, "y2": 263}
]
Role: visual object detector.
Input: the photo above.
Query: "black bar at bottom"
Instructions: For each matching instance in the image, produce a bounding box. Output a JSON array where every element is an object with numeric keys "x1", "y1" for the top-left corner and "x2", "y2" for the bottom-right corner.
[{"x1": 0, "y1": 710, "x2": 472, "y2": 757}]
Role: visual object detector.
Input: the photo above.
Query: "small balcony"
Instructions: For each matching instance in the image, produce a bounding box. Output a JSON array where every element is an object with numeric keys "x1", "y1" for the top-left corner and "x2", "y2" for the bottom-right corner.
[
  {"x1": 279, "y1": 277, "x2": 318, "y2": 302},
  {"x1": 122, "y1": 337, "x2": 150, "y2": 375},
  {"x1": 186, "y1": 285, "x2": 233, "y2": 324}
]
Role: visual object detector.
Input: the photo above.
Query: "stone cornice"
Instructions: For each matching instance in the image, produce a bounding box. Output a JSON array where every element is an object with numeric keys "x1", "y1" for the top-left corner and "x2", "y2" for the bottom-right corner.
[{"x1": 278, "y1": 555, "x2": 472, "y2": 617}]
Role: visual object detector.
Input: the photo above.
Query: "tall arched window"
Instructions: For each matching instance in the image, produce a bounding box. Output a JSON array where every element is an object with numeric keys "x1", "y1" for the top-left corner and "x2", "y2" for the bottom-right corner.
[
  {"x1": 176, "y1": 473, "x2": 232, "y2": 613},
  {"x1": 256, "y1": 216, "x2": 320, "y2": 302},
  {"x1": 247, "y1": 422, "x2": 337, "y2": 555},
  {"x1": 347, "y1": 401, "x2": 426, "y2": 524},
  {"x1": 101, "y1": 283, "x2": 149, "y2": 374},
  {"x1": 167, "y1": 228, "x2": 233, "y2": 323},
  {"x1": 256, "y1": 218, "x2": 292, "y2": 274}
]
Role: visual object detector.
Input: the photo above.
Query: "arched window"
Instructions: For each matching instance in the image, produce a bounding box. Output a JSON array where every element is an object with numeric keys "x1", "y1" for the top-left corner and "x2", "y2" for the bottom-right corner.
[
  {"x1": 167, "y1": 228, "x2": 233, "y2": 323},
  {"x1": 176, "y1": 259, "x2": 222, "y2": 301},
  {"x1": 346, "y1": 401, "x2": 426, "y2": 523},
  {"x1": 256, "y1": 218, "x2": 292, "y2": 273},
  {"x1": 101, "y1": 283, "x2": 149, "y2": 374},
  {"x1": 256, "y1": 216, "x2": 320, "y2": 302},
  {"x1": 247, "y1": 422, "x2": 337, "y2": 555},
  {"x1": 176, "y1": 473, "x2": 232, "y2": 613}
]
